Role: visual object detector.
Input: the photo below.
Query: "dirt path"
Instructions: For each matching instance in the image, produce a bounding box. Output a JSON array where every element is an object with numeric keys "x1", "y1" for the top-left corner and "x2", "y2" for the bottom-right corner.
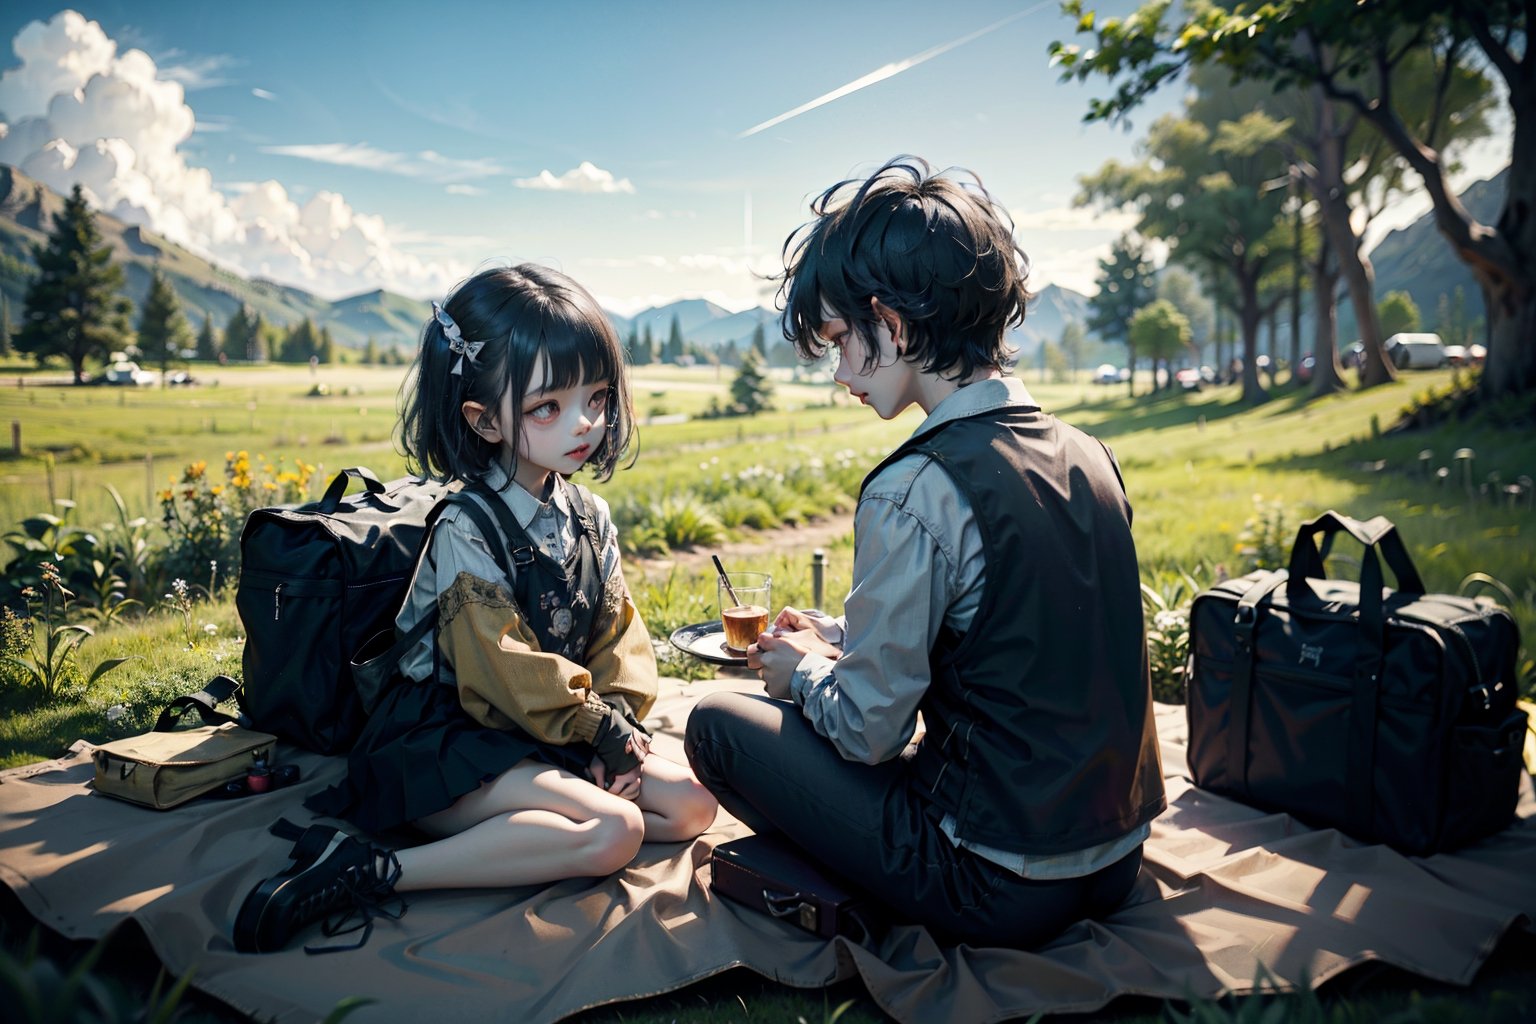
[{"x1": 630, "y1": 511, "x2": 855, "y2": 577}]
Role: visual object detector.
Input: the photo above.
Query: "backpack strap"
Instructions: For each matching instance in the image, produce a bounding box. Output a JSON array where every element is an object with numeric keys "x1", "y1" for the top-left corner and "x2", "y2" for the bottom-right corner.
[
  {"x1": 153, "y1": 674, "x2": 249, "y2": 731},
  {"x1": 351, "y1": 488, "x2": 517, "y2": 714}
]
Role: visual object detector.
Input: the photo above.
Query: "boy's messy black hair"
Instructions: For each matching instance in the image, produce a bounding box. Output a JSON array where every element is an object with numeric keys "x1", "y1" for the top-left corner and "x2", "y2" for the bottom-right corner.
[
  {"x1": 399, "y1": 263, "x2": 636, "y2": 485},
  {"x1": 778, "y1": 156, "x2": 1032, "y2": 379}
]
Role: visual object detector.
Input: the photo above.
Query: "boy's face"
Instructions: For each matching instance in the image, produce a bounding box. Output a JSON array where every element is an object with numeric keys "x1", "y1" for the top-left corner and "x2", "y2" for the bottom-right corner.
[{"x1": 819, "y1": 301, "x2": 920, "y2": 420}]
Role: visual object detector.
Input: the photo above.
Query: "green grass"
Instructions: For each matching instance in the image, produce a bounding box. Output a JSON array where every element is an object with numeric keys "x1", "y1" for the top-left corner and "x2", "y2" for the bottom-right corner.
[{"x1": 1, "y1": 364, "x2": 1534, "y2": 1022}]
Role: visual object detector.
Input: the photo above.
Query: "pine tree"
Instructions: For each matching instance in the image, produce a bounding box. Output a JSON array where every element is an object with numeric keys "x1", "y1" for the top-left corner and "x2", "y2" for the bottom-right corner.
[
  {"x1": 730, "y1": 349, "x2": 774, "y2": 414},
  {"x1": 751, "y1": 322, "x2": 767, "y2": 360},
  {"x1": 0, "y1": 294, "x2": 14, "y2": 358},
  {"x1": 318, "y1": 326, "x2": 335, "y2": 364},
  {"x1": 625, "y1": 323, "x2": 640, "y2": 364},
  {"x1": 224, "y1": 305, "x2": 254, "y2": 362},
  {"x1": 137, "y1": 269, "x2": 193, "y2": 382},
  {"x1": 641, "y1": 324, "x2": 655, "y2": 365},
  {"x1": 665, "y1": 315, "x2": 684, "y2": 364},
  {"x1": 195, "y1": 311, "x2": 220, "y2": 361},
  {"x1": 364, "y1": 336, "x2": 379, "y2": 365},
  {"x1": 16, "y1": 185, "x2": 133, "y2": 383}
]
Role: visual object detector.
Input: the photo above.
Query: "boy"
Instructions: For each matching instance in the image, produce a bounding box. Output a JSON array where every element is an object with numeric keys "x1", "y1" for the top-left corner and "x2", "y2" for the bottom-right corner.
[{"x1": 685, "y1": 157, "x2": 1165, "y2": 947}]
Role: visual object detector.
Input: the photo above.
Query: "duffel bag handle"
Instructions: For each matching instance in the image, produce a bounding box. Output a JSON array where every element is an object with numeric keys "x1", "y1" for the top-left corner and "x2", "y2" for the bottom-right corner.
[
  {"x1": 153, "y1": 674, "x2": 248, "y2": 731},
  {"x1": 1286, "y1": 511, "x2": 1426, "y2": 600},
  {"x1": 318, "y1": 467, "x2": 385, "y2": 513}
]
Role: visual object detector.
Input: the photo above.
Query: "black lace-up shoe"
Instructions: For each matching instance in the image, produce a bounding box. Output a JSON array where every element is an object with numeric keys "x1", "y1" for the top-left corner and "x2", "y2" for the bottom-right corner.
[{"x1": 233, "y1": 829, "x2": 405, "y2": 953}]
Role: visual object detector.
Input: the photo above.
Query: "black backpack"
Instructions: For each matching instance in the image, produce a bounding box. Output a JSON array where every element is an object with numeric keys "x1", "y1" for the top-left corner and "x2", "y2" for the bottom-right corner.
[
  {"x1": 237, "y1": 466, "x2": 605, "y2": 755},
  {"x1": 235, "y1": 468, "x2": 462, "y2": 754}
]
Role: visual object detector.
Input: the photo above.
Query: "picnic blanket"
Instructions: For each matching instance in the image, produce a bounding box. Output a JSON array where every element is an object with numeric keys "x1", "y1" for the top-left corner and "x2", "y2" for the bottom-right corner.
[{"x1": 0, "y1": 676, "x2": 1532, "y2": 1024}]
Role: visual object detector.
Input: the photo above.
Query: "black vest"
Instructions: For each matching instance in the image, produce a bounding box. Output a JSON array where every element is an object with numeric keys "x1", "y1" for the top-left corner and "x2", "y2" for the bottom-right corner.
[{"x1": 865, "y1": 405, "x2": 1166, "y2": 854}]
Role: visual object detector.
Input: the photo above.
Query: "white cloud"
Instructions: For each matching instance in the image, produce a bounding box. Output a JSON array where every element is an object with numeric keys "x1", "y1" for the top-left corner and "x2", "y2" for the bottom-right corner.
[
  {"x1": 445, "y1": 183, "x2": 485, "y2": 196},
  {"x1": 0, "y1": 10, "x2": 465, "y2": 300},
  {"x1": 514, "y1": 160, "x2": 635, "y2": 193},
  {"x1": 262, "y1": 142, "x2": 502, "y2": 183},
  {"x1": 251, "y1": 87, "x2": 276, "y2": 101},
  {"x1": 157, "y1": 51, "x2": 237, "y2": 90}
]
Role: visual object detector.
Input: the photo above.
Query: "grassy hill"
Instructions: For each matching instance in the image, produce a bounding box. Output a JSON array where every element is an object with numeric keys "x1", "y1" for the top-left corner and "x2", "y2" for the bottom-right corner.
[{"x1": 0, "y1": 164, "x2": 424, "y2": 351}]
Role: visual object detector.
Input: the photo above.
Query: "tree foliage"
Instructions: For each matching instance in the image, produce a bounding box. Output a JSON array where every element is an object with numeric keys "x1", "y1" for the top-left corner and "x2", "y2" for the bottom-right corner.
[
  {"x1": 136, "y1": 269, "x2": 193, "y2": 380},
  {"x1": 1377, "y1": 290, "x2": 1422, "y2": 339},
  {"x1": 1087, "y1": 234, "x2": 1156, "y2": 393},
  {"x1": 1051, "y1": 0, "x2": 1532, "y2": 399},
  {"x1": 729, "y1": 349, "x2": 774, "y2": 415},
  {"x1": 15, "y1": 185, "x2": 132, "y2": 383},
  {"x1": 1129, "y1": 299, "x2": 1194, "y2": 385}
]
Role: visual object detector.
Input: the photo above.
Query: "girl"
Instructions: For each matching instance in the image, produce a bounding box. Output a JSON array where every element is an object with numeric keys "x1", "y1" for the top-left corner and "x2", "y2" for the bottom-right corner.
[{"x1": 235, "y1": 264, "x2": 718, "y2": 954}]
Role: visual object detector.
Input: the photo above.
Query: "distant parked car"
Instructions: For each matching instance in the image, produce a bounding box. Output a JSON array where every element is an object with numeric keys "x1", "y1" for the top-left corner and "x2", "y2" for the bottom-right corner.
[
  {"x1": 102, "y1": 360, "x2": 157, "y2": 386},
  {"x1": 1384, "y1": 333, "x2": 1447, "y2": 370},
  {"x1": 1174, "y1": 367, "x2": 1204, "y2": 391},
  {"x1": 1341, "y1": 341, "x2": 1364, "y2": 369},
  {"x1": 1297, "y1": 353, "x2": 1315, "y2": 383},
  {"x1": 1092, "y1": 363, "x2": 1123, "y2": 385}
]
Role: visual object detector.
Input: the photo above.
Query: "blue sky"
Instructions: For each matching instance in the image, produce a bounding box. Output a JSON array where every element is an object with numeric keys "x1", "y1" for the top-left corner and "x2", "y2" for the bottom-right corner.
[{"x1": 0, "y1": 2, "x2": 1511, "y2": 314}]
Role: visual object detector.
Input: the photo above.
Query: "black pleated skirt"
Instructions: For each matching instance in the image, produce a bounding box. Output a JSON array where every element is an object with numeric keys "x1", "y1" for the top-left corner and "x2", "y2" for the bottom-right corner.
[{"x1": 306, "y1": 676, "x2": 591, "y2": 834}]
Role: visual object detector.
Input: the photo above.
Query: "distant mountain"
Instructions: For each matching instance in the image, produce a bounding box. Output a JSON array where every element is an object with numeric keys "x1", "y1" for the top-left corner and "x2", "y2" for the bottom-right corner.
[
  {"x1": 0, "y1": 164, "x2": 425, "y2": 351},
  {"x1": 623, "y1": 298, "x2": 735, "y2": 341}
]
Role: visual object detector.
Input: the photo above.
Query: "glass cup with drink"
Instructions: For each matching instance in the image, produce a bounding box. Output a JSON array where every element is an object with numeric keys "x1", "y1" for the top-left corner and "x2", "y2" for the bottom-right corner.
[{"x1": 719, "y1": 571, "x2": 771, "y2": 654}]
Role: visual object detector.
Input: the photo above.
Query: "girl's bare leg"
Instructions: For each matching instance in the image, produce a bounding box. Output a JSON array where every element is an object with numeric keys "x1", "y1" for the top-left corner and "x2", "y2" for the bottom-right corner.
[
  {"x1": 392, "y1": 760, "x2": 645, "y2": 890},
  {"x1": 633, "y1": 752, "x2": 719, "y2": 842}
]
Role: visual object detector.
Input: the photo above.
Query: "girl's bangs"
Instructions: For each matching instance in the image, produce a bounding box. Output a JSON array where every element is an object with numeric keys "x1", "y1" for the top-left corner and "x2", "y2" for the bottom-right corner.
[{"x1": 526, "y1": 312, "x2": 621, "y2": 393}]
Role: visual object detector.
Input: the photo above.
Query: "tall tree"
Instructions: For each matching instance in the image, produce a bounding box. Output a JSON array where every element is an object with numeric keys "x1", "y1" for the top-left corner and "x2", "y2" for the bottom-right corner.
[
  {"x1": 730, "y1": 349, "x2": 774, "y2": 414},
  {"x1": 195, "y1": 311, "x2": 220, "y2": 361},
  {"x1": 665, "y1": 315, "x2": 685, "y2": 364},
  {"x1": 1154, "y1": 267, "x2": 1214, "y2": 360},
  {"x1": 1053, "y1": 0, "x2": 1530, "y2": 399},
  {"x1": 15, "y1": 184, "x2": 132, "y2": 383},
  {"x1": 0, "y1": 294, "x2": 14, "y2": 358},
  {"x1": 641, "y1": 323, "x2": 655, "y2": 365},
  {"x1": 751, "y1": 321, "x2": 768, "y2": 360},
  {"x1": 1058, "y1": 320, "x2": 1089, "y2": 378},
  {"x1": 1129, "y1": 299, "x2": 1194, "y2": 388},
  {"x1": 1078, "y1": 109, "x2": 1292, "y2": 404},
  {"x1": 1086, "y1": 234, "x2": 1156, "y2": 394},
  {"x1": 136, "y1": 269, "x2": 193, "y2": 383}
]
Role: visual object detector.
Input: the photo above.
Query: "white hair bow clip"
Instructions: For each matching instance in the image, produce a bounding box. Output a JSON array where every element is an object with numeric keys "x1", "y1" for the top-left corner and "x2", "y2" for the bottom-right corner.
[{"x1": 433, "y1": 301, "x2": 484, "y2": 375}]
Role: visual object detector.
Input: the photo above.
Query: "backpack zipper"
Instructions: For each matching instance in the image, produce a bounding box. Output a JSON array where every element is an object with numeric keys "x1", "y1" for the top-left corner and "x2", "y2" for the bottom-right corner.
[{"x1": 273, "y1": 582, "x2": 284, "y2": 621}]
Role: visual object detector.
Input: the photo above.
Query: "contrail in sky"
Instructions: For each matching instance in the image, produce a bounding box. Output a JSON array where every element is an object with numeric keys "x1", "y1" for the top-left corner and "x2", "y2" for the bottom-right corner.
[{"x1": 737, "y1": 3, "x2": 1050, "y2": 139}]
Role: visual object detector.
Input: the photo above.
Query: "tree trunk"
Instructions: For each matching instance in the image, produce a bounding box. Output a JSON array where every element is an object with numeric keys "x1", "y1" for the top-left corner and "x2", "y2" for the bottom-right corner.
[
  {"x1": 1290, "y1": 176, "x2": 1305, "y2": 384},
  {"x1": 1312, "y1": 92, "x2": 1395, "y2": 389},
  {"x1": 1126, "y1": 341, "x2": 1137, "y2": 396},
  {"x1": 1311, "y1": 233, "x2": 1348, "y2": 396},
  {"x1": 1239, "y1": 267, "x2": 1268, "y2": 404}
]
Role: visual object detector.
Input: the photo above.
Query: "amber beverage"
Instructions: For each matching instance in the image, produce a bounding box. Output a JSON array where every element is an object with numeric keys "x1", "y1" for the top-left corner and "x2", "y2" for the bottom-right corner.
[
  {"x1": 718, "y1": 571, "x2": 771, "y2": 653},
  {"x1": 722, "y1": 605, "x2": 770, "y2": 652}
]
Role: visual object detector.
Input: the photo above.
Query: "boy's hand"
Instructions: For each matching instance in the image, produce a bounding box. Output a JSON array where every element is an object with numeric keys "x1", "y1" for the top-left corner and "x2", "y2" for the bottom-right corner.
[
  {"x1": 591, "y1": 755, "x2": 643, "y2": 800},
  {"x1": 747, "y1": 628, "x2": 836, "y2": 699},
  {"x1": 773, "y1": 606, "x2": 843, "y2": 647}
]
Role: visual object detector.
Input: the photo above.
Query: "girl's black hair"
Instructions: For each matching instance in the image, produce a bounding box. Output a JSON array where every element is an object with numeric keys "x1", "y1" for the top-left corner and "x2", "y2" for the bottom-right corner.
[
  {"x1": 777, "y1": 155, "x2": 1033, "y2": 380},
  {"x1": 399, "y1": 263, "x2": 636, "y2": 485}
]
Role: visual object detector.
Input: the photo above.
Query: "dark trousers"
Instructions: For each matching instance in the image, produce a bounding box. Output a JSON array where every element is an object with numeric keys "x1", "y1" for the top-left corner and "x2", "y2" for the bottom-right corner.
[{"x1": 685, "y1": 691, "x2": 1143, "y2": 949}]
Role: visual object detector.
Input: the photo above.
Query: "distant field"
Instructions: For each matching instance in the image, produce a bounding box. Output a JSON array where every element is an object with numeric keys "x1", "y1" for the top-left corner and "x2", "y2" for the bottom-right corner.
[{"x1": 1, "y1": 360, "x2": 1531, "y2": 680}]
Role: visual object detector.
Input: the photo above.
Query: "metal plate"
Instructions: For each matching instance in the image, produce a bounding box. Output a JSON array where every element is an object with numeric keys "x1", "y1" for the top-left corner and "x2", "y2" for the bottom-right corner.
[{"x1": 669, "y1": 620, "x2": 748, "y2": 667}]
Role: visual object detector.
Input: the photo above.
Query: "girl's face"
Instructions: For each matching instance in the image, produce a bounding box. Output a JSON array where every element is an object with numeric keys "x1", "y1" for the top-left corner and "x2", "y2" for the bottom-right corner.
[
  {"x1": 465, "y1": 351, "x2": 610, "y2": 495},
  {"x1": 820, "y1": 301, "x2": 920, "y2": 420}
]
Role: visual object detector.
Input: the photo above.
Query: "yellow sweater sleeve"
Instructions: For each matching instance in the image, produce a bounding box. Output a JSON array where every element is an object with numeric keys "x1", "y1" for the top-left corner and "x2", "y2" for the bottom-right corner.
[
  {"x1": 436, "y1": 572, "x2": 609, "y2": 743},
  {"x1": 585, "y1": 567, "x2": 659, "y2": 721}
]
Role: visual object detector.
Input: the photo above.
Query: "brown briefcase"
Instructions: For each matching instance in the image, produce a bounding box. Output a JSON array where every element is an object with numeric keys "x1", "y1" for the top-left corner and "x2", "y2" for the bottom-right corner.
[{"x1": 709, "y1": 833, "x2": 879, "y2": 941}]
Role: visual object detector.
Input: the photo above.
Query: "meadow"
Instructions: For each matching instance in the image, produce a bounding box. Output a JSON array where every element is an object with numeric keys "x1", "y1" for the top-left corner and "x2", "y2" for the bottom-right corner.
[{"x1": 1, "y1": 358, "x2": 1534, "y2": 1022}]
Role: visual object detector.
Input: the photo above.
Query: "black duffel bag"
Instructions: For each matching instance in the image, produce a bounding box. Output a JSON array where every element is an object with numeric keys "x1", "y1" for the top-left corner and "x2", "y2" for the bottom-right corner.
[
  {"x1": 1186, "y1": 510, "x2": 1526, "y2": 856},
  {"x1": 236, "y1": 467, "x2": 456, "y2": 754}
]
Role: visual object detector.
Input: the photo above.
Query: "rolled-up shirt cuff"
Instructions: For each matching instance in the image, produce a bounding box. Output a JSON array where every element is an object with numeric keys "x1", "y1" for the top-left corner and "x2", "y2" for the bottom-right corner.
[
  {"x1": 798, "y1": 608, "x2": 846, "y2": 646},
  {"x1": 789, "y1": 652, "x2": 839, "y2": 705}
]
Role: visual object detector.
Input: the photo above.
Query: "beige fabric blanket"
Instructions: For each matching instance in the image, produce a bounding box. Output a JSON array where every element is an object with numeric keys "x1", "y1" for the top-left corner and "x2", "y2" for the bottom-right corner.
[{"x1": 0, "y1": 678, "x2": 1531, "y2": 1024}]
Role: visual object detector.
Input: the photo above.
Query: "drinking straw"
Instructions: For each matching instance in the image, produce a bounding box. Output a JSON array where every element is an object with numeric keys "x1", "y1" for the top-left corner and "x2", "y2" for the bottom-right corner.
[{"x1": 712, "y1": 554, "x2": 741, "y2": 608}]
